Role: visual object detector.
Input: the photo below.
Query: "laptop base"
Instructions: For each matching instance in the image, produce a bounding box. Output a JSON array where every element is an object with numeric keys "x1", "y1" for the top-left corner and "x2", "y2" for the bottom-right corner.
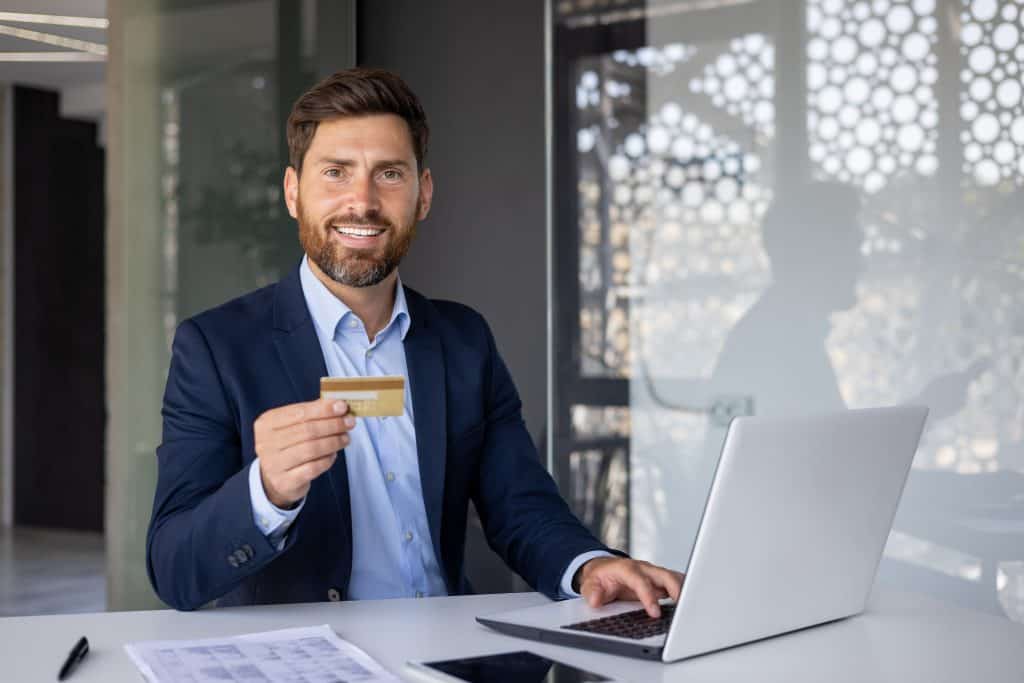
[{"x1": 476, "y1": 617, "x2": 665, "y2": 661}]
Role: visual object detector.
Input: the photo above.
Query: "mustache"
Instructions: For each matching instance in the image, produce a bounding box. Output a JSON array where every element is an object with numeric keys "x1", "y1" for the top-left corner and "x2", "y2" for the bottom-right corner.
[{"x1": 326, "y1": 213, "x2": 394, "y2": 231}]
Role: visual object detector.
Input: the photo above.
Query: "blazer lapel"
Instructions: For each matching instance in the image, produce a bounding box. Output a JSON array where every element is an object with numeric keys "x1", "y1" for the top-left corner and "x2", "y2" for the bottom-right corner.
[
  {"x1": 403, "y1": 287, "x2": 448, "y2": 575},
  {"x1": 272, "y1": 266, "x2": 353, "y2": 592}
]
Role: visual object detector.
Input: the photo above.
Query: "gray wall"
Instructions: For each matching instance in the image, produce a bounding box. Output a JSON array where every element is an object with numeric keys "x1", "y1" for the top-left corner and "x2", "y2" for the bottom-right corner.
[
  {"x1": 357, "y1": 1, "x2": 548, "y2": 445},
  {"x1": 0, "y1": 86, "x2": 9, "y2": 528},
  {"x1": 357, "y1": 1, "x2": 548, "y2": 593}
]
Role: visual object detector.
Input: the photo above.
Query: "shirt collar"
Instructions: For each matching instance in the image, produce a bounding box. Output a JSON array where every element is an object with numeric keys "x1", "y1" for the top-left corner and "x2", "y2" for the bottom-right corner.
[{"x1": 299, "y1": 255, "x2": 411, "y2": 342}]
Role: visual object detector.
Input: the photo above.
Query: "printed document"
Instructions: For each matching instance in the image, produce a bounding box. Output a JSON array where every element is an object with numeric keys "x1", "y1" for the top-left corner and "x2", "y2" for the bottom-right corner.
[{"x1": 124, "y1": 624, "x2": 400, "y2": 682}]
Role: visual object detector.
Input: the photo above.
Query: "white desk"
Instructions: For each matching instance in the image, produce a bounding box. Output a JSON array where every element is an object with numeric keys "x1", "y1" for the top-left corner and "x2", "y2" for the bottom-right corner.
[{"x1": 1, "y1": 588, "x2": 1021, "y2": 682}]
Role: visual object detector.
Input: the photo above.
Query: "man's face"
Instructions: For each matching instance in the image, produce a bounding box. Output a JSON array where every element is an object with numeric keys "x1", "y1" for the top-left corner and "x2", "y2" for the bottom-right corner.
[{"x1": 284, "y1": 114, "x2": 432, "y2": 288}]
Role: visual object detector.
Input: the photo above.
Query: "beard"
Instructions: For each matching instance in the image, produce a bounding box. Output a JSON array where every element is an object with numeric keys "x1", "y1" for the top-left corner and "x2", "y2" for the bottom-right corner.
[{"x1": 297, "y1": 199, "x2": 417, "y2": 288}]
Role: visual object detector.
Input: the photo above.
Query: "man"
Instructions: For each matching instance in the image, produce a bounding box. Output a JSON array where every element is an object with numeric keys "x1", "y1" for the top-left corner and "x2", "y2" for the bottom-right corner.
[{"x1": 147, "y1": 68, "x2": 682, "y2": 615}]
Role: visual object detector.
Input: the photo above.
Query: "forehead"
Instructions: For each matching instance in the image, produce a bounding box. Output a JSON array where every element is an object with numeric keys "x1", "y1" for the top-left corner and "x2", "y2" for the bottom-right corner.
[{"x1": 306, "y1": 114, "x2": 416, "y2": 162}]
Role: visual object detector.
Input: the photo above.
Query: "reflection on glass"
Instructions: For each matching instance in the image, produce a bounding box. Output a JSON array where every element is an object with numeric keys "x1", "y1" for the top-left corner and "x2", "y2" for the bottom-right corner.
[
  {"x1": 554, "y1": 0, "x2": 1024, "y2": 622},
  {"x1": 575, "y1": 44, "x2": 770, "y2": 380},
  {"x1": 960, "y1": 0, "x2": 1024, "y2": 186},
  {"x1": 998, "y1": 561, "x2": 1024, "y2": 621},
  {"x1": 169, "y1": 60, "x2": 294, "y2": 328},
  {"x1": 108, "y1": 0, "x2": 341, "y2": 609},
  {"x1": 805, "y1": 0, "x2": 940, "y2": 193},
  {"x1": 568, "y1": 406, "x2": 631, "y2": 549}
]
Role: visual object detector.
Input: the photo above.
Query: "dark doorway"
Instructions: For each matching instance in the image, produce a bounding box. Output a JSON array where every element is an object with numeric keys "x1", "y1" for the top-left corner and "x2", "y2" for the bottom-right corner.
[{"x1": 13, "y1": 86, "x2": 105, "y2": 532}]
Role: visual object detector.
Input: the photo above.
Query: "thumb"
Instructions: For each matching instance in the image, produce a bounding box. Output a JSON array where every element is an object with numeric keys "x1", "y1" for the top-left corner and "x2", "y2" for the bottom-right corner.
[{"x1": 584, "y1": 580, "x2": 605, "y2": 607}]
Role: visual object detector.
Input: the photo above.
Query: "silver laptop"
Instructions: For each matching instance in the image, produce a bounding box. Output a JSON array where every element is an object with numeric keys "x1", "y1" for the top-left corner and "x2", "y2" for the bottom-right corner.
[{"x1": 478, "y1": 405, "x2": 928, "y2": 662}]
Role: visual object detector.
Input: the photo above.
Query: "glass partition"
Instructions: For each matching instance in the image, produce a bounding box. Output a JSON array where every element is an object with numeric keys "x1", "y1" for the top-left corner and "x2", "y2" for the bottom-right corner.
[
  {"x1": 552, "y1": 0, "x2": 1024, "y2": 622},
  {"x1": 107, "y1": 0, "x2": 353, "y2": 609}
]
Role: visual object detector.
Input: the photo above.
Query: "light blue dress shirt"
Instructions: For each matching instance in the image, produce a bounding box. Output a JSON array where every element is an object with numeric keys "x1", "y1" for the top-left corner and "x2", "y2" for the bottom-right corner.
[{"x1": 248, "y1": 256, "x2": 608, "y2": 599}]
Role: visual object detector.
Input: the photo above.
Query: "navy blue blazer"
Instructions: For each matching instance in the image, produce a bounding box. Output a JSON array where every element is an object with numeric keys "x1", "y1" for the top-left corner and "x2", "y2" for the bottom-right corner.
[{"x1": 146, "y1": 266, "x2": 612, "y2": 610}]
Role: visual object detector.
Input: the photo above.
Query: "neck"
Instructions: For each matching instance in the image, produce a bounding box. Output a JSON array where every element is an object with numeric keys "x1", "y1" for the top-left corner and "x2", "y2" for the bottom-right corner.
[{"x1": 307, "y1": 258, "x2": 398, "y2": 341}]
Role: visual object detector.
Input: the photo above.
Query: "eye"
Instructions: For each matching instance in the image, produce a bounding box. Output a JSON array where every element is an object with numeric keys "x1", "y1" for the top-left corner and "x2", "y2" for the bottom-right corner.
[
  {"x1": 381, "y1": 168, "x2": 403, "y2": 182},
  {"x1": 324, "y1": 167, "x2": 342, "y2": 179}
]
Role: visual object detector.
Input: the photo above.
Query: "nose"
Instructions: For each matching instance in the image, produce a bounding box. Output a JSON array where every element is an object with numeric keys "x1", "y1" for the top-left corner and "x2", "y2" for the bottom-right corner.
[{"x1": 343, "y1": 170, "x2": 381, "y2": 217}]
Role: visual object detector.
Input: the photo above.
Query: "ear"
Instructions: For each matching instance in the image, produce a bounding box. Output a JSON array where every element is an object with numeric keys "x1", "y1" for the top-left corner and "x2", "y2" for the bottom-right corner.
[
  {"x1": 417, "y1": 168, "x2": 433, "y2": 221},
  {"x1": 284, "y1": 166, "x2": 299, "y2": 219}
]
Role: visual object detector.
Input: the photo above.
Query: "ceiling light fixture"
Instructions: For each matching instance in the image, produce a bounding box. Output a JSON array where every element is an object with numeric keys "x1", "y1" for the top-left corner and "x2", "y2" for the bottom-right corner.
[
  {"x1": 0, "y1": 23, "x2": 106, "y2": 55},
  {"x1": 0, "y1": 12, "x2": 107, "y2": 29},
  {"x1": 0, "y1": 51, "x2": 104, "y2": 61}
]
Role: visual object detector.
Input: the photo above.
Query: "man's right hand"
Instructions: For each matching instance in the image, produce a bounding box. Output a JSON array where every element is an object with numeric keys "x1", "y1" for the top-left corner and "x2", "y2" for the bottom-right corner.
[{"x1": 253, "y1": 398, "x2": 355, "y2": 509}]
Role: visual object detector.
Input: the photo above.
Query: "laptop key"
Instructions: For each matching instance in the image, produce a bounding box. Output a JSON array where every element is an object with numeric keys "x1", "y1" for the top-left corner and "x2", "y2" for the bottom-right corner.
[{"x1": 563, "y1": 605, "x2": 676, "y2": 640}]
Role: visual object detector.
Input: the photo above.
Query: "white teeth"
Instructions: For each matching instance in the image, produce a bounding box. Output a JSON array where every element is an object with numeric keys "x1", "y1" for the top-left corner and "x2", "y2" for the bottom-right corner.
[{"x1": 334, "y1": 226, "x2": 383, "y2": 237}]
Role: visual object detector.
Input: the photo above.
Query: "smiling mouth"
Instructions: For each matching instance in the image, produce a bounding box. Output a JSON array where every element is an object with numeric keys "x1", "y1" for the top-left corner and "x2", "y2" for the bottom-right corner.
[{"x1": 333, "y1": 225, "x2": 385, "y2": 239}]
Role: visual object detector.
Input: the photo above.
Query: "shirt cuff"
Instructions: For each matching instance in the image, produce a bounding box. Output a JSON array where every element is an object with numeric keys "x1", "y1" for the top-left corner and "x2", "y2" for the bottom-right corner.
[
  {"x1": 248, "y1": 459, "x2": 305, "y2": 550},
  {"x1": 559, "y1": 550, "x2": 615, "y2": 599}
]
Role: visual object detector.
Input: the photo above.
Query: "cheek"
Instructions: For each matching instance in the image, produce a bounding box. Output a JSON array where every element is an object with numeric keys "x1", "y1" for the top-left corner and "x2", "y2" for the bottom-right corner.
[
  {"x1": 300, "y1": 191, "x2": 344, "y2": 221},
  {"x1": 380, "y1": 188, "x2": 420, "y2": 220}
]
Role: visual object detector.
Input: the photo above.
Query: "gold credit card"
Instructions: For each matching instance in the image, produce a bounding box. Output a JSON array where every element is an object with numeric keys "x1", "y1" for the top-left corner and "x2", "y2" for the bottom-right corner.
[{"x1": 320, "y1": 375, "x2": 405, "y2": 417}]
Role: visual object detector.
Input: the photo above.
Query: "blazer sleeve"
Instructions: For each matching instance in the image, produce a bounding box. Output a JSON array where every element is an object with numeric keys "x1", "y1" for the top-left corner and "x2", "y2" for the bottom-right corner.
[
  {"x1": 146, "y1": 319, "x2": 295, "y2": 610},
  {"x1": 469, "y1": 317, "x2": 623, "y2": 599}
]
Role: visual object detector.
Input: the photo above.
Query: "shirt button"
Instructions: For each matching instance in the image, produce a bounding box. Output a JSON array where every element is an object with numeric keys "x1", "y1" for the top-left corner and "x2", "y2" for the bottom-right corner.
[
  {"x1": 404, "y1": 531, "x2": 414, "y2": 542},
  {"x1": 349, "y1": 320, "x2": 358, "y2": 328},
  {"x1": 386, "y1": 471, "x2": 395, "y2": 482},
  {"x1": 327, "y1": 588, "x2": 341, "y2": 602},
  {"x1": 366, "y1": 350, "x2": 373, "y2": 358},
  {"x1": 415, "y1": 591, "x2": 424, "y2": 598}
]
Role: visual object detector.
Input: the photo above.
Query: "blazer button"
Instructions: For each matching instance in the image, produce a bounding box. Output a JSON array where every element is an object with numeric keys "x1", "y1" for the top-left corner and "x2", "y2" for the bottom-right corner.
[
  {"x1": 242, "y1": 544, "x2": 254, "y2": 560},
  {"x1": 227, "y1": 554, "x2": 239, "y2": 568},
  {"x1": 327, "y1": 588, "x2": 341, "y2": 602},
  {"x1": 232, "y1": 549, "x2": 249, "y2": 564}
]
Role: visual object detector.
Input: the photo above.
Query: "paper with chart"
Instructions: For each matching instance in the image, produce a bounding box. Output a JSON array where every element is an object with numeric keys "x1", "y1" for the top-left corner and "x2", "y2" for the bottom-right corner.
[{"x1": 124, "y1": 624, "x2": 400, "y2": 682}]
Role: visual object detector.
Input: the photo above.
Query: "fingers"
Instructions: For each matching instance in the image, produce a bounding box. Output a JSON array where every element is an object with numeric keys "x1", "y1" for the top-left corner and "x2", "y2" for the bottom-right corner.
[
  {"x1": 582, "y1": 570, "x2": 661, "y2": 617},
  {"x1": 274, "y1": 415, "x2": 355, "y2": 451},
  {"x1": 619, "y1": 569, "x2": 663, "y2": 618},
  {"x1": 582, "y1": 575, "x2": 621, "y2": 608},
  {"x1": 640, "y1": 564, "x2": 685, "y2": 602},
  {"x1": 258, "y1": 432, "x2": 346, "y2": 507},
  {"x1": 289, "y1": 451, "x2": 338, "y2": 482},
  {"x1": 253, "y1": 399, "x2": 356, "y2": 509},
  {"x1": 280, "y1": 433, "x2": 350, "y2": 470},
  {"x1": 258, "y1": 398, "x2": 349, "y2": 431},
  {"x1": 580, "y1": 560, "x2": 685, "y2": 619},
  {"x1": 264, "y1": 452, "x2": 337, "y2": 505}
]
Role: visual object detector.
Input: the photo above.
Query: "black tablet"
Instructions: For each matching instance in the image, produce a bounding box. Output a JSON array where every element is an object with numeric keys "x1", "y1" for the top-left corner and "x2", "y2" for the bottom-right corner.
[{"x1": 404, "y1": 650, "x2": 620, "y2": 683}]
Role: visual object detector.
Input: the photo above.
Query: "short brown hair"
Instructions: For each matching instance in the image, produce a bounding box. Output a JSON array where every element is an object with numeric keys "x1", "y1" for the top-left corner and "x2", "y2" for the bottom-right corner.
[{"x1": 286, "y1": 67, "x2": 429, "y2": 173}]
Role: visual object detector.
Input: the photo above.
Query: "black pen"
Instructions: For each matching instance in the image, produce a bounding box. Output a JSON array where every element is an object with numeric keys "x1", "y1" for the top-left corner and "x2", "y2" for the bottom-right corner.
[{"x1": 57, "y1": 636, "x2": 89, "y2": 681}]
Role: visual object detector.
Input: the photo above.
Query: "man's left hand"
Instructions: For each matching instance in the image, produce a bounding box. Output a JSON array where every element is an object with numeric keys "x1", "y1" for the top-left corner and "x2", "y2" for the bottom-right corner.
[{"x1": 575, "y1": 557, "x2": 685, "y2": 618}]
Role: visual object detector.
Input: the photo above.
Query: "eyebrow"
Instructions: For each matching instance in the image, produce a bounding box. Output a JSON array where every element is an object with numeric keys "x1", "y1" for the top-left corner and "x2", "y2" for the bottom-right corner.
[{"x1": 314, "y1": 156, "x2": 412, "y2": 170}]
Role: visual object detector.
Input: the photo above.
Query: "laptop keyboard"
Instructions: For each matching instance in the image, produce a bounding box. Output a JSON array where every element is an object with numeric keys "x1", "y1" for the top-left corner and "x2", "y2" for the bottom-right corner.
[{"x1": 562, "y1": 604, "x2": 676, "y2": 640}]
